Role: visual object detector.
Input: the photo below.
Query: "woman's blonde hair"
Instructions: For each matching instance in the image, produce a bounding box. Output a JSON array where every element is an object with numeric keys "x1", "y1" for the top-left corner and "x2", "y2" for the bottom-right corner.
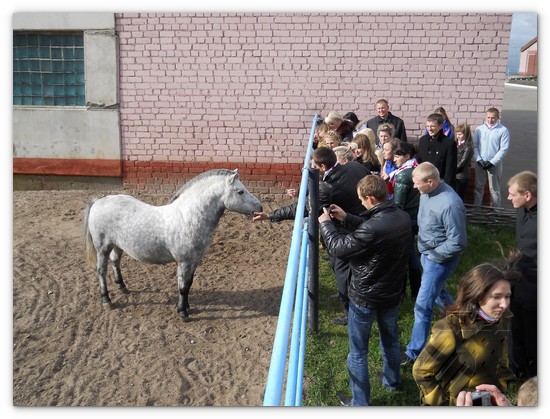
[
  {"x1": 377, "y1": 122, "x2": 395, "y2": 139},
  {"x1": 323, "y1": 130, "x2": 341, "y2": 145},
  {"x1": 324, "y1": 111, "x2": 342, "y2": 126},
  {"x1": 352, "y1": 134, "x2": 378, "y2": 165}
]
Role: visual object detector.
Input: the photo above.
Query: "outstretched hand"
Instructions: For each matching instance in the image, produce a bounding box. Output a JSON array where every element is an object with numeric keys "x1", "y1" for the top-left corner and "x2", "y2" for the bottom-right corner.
[
  {"x1": 286, "y1": 188, "x2": 298, "y2": 198},
  {"x1": 252, "y1": 212, "x2": 269, "y2": 222}
]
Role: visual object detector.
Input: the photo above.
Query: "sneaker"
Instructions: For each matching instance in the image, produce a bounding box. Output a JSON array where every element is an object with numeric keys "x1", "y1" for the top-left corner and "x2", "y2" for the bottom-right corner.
[
  {"x1": 400, "y1": 353, "x2": 414, "y2": 367},
  {"x1": 336, "y1": 392, "x2": 352, "y2": 406},
  {"x1": 331, "y1": 315, "x2": 348, "y2": 326}
]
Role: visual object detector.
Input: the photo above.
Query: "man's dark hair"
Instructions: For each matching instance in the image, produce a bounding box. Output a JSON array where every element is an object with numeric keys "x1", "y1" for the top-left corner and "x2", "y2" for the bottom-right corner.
[
  {"x1": 312, "y1": 147, "x2": 337, "y2": 168},
  {"x1": 357, "y1": 175, "x2": 388, "y2": 202},
  {"x1": 427, "y1": 113, "x2": 443, "y2": 125}
]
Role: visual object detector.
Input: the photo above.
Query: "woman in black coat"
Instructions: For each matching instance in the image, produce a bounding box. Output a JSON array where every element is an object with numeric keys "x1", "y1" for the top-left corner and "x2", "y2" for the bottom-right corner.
[{"x1": 454, "y1": 123, "x2": 474, "y2": 201}]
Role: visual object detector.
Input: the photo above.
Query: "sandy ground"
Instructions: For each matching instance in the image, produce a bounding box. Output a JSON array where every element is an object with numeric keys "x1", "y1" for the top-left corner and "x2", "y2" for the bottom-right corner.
[{"x1": 12, "y1": 189, "x2": 294, "y2": 406}]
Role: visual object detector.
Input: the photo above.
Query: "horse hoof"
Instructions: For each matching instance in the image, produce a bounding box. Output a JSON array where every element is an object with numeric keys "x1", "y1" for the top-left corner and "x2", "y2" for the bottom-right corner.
[
  {"x1": 179, "y1": 312, "x2": 190, "y2": 322},
  {"x1": 103, "y1": 302, "x2": 113, "y2": 310},
  {"x1": 119, "y1": 287, "x2": 130, "y2": 294}
]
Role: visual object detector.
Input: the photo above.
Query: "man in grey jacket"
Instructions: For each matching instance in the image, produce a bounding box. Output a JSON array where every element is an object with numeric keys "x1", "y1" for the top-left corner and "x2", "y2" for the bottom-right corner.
[{"x1": 402, "y1": 162, "x2": 467, "y2": 365}]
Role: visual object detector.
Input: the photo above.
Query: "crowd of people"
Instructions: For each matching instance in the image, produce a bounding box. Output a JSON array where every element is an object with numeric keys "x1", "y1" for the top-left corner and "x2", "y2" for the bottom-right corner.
[{"x1": 253, "y1": 100, "x2": 537, "y2": 407}]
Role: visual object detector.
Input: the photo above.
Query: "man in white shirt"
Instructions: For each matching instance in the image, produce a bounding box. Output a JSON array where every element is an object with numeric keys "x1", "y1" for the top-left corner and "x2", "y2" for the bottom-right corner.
[{"x1": 473, "y1": 108, "x2": 510, "y2": 207}]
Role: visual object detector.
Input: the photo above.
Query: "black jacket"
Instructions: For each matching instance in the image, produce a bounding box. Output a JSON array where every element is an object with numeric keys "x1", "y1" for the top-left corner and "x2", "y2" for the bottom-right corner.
[
  {"x1": 366, "y1": 112, "x2": 408, "y2": 144},
  {"x1": 269, "y1": 161, "x2": 369, "y2": 221},
  {"x1": 337, "y1": 119, "x2": 355, "y2": 142},
  {"x1": 456, "y1": 141, "x2": 473, "y2": 180},
  {"x1": 513, "y1": 204, "x2": 537, "y2": 308},
  {"x1": 319, "y1": 200, "x2": 412, "y2": 309},
  {"x1": 416, "y1": 130, "x2": 457, "y2": 189}
]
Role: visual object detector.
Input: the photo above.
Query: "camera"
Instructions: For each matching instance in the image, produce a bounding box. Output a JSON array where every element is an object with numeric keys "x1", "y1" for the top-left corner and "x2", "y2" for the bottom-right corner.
[{"x1": 471, "y1": 391, "x2": 492, "y2": 406}]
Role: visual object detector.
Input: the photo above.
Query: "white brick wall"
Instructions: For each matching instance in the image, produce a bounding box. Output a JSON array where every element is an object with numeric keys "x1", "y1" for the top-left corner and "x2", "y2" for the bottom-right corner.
[{"x1": 115, "y1": 12, "x2": 511, "y2": 192}]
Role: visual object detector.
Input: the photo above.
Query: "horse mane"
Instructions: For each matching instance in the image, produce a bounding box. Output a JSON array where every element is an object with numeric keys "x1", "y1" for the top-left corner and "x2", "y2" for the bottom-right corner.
[{"x1": 170, "y1": 169, "x2": 236, "y2": 203}]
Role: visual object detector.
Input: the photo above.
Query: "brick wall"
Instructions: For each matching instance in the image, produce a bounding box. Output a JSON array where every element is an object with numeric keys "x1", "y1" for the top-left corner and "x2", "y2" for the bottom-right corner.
[{"x1": 115, "y1": 12, "x2": 512, "y2": 198}]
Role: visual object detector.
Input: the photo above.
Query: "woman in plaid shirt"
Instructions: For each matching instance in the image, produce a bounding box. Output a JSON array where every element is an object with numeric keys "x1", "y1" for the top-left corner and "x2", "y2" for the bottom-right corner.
[{"x1": 412, "y1": 257, "x2": 519, "y2": 405}]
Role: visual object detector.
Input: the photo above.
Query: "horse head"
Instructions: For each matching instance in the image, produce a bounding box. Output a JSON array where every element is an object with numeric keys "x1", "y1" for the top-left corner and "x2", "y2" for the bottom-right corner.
[{"x1": 223, "y1": 169, "x2": 263, "y2": 215}]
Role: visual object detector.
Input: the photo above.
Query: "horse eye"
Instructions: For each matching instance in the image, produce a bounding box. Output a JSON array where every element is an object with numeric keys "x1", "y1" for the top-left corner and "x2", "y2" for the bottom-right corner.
[{"x1": 238, "y1": 190, "x2": 244, "y2": 195}]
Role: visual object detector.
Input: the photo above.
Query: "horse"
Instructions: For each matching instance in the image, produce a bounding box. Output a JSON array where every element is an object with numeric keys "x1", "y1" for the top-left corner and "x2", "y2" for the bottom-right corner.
[{"x1": 83, "y1": 169, "x2": 263, "y2": 321}]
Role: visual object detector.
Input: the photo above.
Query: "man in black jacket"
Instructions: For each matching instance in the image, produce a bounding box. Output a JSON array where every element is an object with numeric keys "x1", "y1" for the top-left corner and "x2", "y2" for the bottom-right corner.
[
  {"x1": 507, "y1": 171, "x2": 537, "y2": 379},
  {"x1": 253, "y1": 147, "x2": 369, "y2": 323},
  {"x1": 365, "y1": 98, "x2": 408, "y2": 143},
  {"x1": 416, "y1": 113, "x2": 457, "y2": 189},
  {"x1": 319, "y1": 175, "x2": 411, "y2": 406}
]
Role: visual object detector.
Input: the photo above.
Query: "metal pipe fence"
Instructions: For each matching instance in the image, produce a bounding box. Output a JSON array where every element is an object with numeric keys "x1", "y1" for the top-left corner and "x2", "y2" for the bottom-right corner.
[{"x1": 263, "y1": 115, "x2": 319, "y2": 406}]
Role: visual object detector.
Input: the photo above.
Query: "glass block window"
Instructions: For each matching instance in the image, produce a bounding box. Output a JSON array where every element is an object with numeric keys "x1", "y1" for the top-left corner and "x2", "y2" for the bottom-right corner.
[{"x1": 13, "y1": 33, "x2": 85, "y2": 106}]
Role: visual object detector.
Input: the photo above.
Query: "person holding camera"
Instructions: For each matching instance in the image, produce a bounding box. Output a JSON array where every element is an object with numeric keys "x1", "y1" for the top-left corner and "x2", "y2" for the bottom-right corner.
[
  {"x1": 456, "y1": 376, "x2": 538, "y2": 407},
  {"x1": 319, "y1": 175, "x2": 412, "y2": 406},
  {"x1": 253, "y1": 147, "x2": 369, "y2": 325},
  {"x1": 412, "y1": 256, "x2": 518, "y2": 405}
]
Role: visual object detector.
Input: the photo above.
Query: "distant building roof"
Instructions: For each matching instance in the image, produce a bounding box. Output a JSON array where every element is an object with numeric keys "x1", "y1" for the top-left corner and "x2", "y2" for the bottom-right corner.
[{"x1": 521, "y1": 37, "x2": 537, "y2": 52}]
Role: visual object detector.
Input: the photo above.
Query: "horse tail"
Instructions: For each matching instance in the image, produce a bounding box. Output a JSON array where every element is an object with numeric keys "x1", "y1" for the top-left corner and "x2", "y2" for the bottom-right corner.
[{"x1": 83, "y1": 199, "x2": 98, "y2": 268}]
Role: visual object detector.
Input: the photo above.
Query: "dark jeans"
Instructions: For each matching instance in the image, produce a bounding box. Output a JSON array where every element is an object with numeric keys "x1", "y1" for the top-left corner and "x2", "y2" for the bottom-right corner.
[
  {"x1": 510, "y1": 299, "x2": 537, "y2": 379},
  {"x1": 455, "y1": 177, "x2": 469, "y2": 202},
  {"x1": 327, "y1": 252, "x2": 351, "y2": 314},
  {"x1": 402, "y1": 219, "x2": 421, "y2": 298},
  {"x1": 347, "y1": 302, "x2": 401, "y2": 406}
]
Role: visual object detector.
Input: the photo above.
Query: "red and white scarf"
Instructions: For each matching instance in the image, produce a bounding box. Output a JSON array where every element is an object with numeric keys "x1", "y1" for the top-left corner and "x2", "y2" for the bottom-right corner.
[{"x1": 389, "y1": 158, "x2": 418, "y2": 185}]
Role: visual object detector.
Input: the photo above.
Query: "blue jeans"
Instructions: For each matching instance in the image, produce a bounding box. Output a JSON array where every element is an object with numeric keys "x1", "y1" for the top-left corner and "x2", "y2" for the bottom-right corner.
[
  {"x1": 347, "y1": 301, "x2": 401, "y2": 406},
  {"x1": 405, "y1": 253, "x2": 460, "y2": 360}
]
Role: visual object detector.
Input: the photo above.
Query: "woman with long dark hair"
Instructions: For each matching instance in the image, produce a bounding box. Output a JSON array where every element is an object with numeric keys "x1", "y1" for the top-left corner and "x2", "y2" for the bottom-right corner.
[
  {"x1": 455, "y1": 123, "x2": 474, "y2": 201},
  {"x1": 412, "y1": 254, "x2": 519, "y2": 405}
]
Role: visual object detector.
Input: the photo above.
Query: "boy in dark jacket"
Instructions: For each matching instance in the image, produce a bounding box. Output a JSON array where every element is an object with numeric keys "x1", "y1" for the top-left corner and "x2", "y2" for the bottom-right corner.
[
  {"x1": 319, "y1": 175, "x2": 412, "y2": 406},
  {"x1": 416, "y1": 113, "x2": 457, "y2": 189}
]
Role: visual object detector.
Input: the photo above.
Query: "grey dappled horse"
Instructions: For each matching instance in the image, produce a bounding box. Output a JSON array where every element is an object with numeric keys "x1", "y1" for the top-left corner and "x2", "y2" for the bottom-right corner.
[{"x1": 83, "y1": 169, "x2": 263, "y2": 320}]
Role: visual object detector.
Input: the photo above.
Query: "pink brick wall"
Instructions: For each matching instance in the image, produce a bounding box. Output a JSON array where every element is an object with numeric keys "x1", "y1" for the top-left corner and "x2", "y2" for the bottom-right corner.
[{"x1": 115, "y1": 12, "x2": 512, "y2": 195}]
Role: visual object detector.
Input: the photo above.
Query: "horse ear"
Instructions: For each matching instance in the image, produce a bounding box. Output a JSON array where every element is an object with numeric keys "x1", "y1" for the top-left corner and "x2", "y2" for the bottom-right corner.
[{"x1": 228, "y1": 170, "x2": 239, "y2": 184}]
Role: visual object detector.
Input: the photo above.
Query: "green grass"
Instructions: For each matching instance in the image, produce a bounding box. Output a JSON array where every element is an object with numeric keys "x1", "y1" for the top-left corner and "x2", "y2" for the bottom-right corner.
[{"x1": 302, "y1": 223, "x2": 516, "y2": 406}]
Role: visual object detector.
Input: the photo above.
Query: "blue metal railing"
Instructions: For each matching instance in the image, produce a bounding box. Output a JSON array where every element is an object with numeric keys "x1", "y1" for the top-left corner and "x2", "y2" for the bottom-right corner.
[{"x1": 263, "y1": 114, "x2": 319, "y2": 406}]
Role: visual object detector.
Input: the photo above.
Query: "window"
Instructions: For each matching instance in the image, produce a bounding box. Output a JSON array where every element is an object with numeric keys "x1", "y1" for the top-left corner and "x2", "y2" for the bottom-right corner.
[{"x1": 13, "y1": 33, "x2": 85, "y2": 106}]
